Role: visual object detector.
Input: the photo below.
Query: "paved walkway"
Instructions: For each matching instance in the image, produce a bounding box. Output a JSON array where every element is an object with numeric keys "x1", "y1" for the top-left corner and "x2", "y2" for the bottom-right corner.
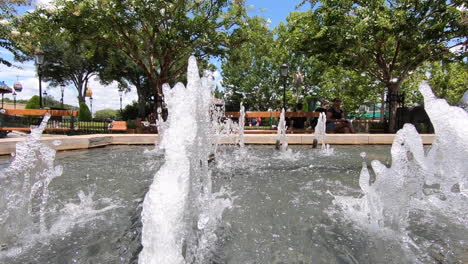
[{"x1": 0, "y1": 133, "x2": 435, "y2": 156}]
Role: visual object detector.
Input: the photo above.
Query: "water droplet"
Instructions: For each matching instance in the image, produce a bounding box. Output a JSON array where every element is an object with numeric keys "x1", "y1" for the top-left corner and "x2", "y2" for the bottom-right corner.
[
  {"x1": 360, "y1": 152, "x2": 366, "y2": 158},
  {"x1": 52, "y1": 140, "x2": 62, "y2": 146}
]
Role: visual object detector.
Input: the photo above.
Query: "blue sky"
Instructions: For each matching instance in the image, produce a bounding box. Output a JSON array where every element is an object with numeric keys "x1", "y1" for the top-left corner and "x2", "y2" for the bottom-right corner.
[{"x1": 0, "y1": 0, "x2": 306, "y2": 111}]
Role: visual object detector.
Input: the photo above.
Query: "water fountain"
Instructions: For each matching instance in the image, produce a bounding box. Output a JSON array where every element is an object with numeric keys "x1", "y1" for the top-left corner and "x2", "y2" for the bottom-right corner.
[
  {"x1": 1, "y1": 58, "x2": 466, "y2": 263},
  {"x1": 334, "y1": 82, "x2": 468, "y2": 262},
  {"x1": 275, "y1": 108, "x2": 288, "y2": 151},
  {"x1": 238, "y1": 102, "x2": 245, "y2": 148},
  {"x1": 139, "y1": 56, "x2": 230, "y2": 264},
  {"x1": 313, "y1": 112, "x2": 333, "y2": 155},
  {"x1": 0, "y1": 114, "x2": 62, "y2": 246}
]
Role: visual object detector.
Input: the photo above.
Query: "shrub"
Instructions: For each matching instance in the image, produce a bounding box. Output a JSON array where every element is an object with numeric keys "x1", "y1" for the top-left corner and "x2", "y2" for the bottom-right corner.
[
  {"x1": 25, "y1": 95, "x2": 41, "y2": 109},
  {"x1": 78, "y1": 102, "x2": 92, "y2": 121},
  {"x1": 120, "y1": 101, "x2": 139, "y2": 120},
  {"x1": 94, "y1": 109, "x2": 118, "y2": 120},
  {"x1": 126, "y1": 120, "x2": 137, "y2": 129}
]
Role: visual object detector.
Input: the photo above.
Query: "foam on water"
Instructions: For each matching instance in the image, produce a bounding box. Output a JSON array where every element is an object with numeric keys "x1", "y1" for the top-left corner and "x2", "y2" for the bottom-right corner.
[{"x1": 139, "y1": 56, "x2": 231, "y2": 264}]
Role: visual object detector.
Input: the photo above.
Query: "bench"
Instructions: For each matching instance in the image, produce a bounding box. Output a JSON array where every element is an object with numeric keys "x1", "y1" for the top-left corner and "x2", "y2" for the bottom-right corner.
[
  {"x1": 109, "y1": 121, "x2": 127, "y2": 132},
  {"x1": 0, "y1": 109, "x2": 79, "y2": 137}
]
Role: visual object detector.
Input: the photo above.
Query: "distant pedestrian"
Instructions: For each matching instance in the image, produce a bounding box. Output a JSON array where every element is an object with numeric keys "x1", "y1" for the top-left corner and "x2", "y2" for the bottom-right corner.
[{"x1": 326, "y1": 98, "x2": 355, "y2": 133}]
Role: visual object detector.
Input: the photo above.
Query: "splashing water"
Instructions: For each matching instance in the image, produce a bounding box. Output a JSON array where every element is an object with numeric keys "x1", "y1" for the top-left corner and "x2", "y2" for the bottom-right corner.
[
  {"x1": 314, "y1": 112, "x2": 327, "y2": 148},
  {"x1": 238, "y1": 102, "x2": 245, "y2": 148},
  {"x1": 313, "y1": 112, "x2": 334, "y2": 155},
  {"x1": 276, "y1": 108, "x2": 288, "y2": 151},
  {"x1": 0, "y1": 114, "x2": 63, "y2": 245},
  {"x1": 334, "y1": 82, "x2": 468, "y2": 261},
  {"x1": 0, "y1": 114, "x2": 118, "y2": 261},
  {"x1": 139, "y1": 56, "x2": 231, "y2": 264}
]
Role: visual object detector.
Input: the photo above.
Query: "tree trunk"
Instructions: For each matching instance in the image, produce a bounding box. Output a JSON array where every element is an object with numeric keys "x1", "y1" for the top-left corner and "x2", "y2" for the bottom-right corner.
[
  {"x1": 148, "y1": 77, "x2": 164, "y2": 119},
  {"x1": 380, "y1": 90, "x2": 385, "y2": 123},
  {"x1": 386, "y1": 82, "x2": 402, "y2": 133},
  {"x1": 136, "y1": 88, "x2": 146, "y2": 118}
]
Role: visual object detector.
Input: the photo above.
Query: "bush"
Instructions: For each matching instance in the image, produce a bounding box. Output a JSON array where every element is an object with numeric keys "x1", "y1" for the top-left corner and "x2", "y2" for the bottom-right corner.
[
  {"x1": 94, "y1": 109, "x2": 118, "y2": 120},
  {"x1": 78, "y1": 102, "x2": 92, "y2": 121},
  {"x1": 25, "y1": 95, "x2": 41, "y2": 109},
  {"x1": 126, "y1": 120, "x2": 137, "y2": 129},
  {"x1": 120, "y1": 101, "x2": 139, "y2": 120}
]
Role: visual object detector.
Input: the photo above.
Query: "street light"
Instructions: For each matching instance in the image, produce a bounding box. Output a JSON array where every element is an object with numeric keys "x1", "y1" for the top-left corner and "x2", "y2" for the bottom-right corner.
[
  {"x1": 89, "y1": 96, "x2": 93, "y2": 119},
  {"x1": 118, "y1": 88, "x2": 124, "y2": 112},
  {"x1": 43, "y1": 90, "x2": 48, "y2": 107},
  {"x1": 280, "y1": 64, "x2": 289, "y2": 110},
  {"x1": 60, "y1": 83, "x2": 65, "y2": 108},
  {"x1": 12, "y1": 91, "x2": 17, "y2": 109},
  {"x1": 34, "y1": 49, "x2": 45, "y2": 109}
]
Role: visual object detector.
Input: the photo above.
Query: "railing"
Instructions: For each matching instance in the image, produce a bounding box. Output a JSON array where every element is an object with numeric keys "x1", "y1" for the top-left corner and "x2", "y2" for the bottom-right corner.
[
  {"x1": 0, "y1": 114, "x2": 113, "y2": 135},
  {"x1": 225, "y1": 111, "x2": 320, "y2": 118},
  {"x1": 3, "y1": 109, "x2": 79, "y2": 117}
]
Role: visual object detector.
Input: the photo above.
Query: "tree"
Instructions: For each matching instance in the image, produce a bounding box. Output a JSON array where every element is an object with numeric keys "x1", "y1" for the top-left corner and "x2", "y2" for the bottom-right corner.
[
  {"x1": 403, "y1": 60, "x2": 468, "y2": 105},
  {"x1": 98, "y1": 49, "x2": 151, "y2": 118},
  {"x1": 94, "y1": 109, "x2": 118, "y2": 120},
  {"x1": 14, "y1": 7, "x2": 107, "y2": 104},
  {"x1": 53, "y1": 0, "x2": 246, "y2": 117},
  {"x1": 78, "y1": 102, "x2": 92, "y2": 121},
  {"x1": 25, "y1": 95, "x2": 40, "y2": 109},
  {"x1": 0, "y1": 0, "x2": 29, "y2": 66},
  {"x1": 296, "y1": 0, "x2": 467, "y2": 131},
  {"x1": 222, "y1": 16, "x2": 280, "y2": 111}
]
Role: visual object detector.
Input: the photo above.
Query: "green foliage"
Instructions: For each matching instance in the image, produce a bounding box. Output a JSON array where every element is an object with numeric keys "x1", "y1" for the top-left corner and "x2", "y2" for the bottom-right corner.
[
  {"x1": 3, "y1": 97, "x2": 29, "y2": 104},
  {"x1": 15, "y1": 7, "x2": 107, "y2": 103},
  {"x1": 403, "y1": 61, "x2": 468, "y2": 106},
  {"x1": 94, "y1": 109, "x2": 118, "y2": 120},
  {"x1": 120, "y1": 101, "x2": 145, "y2": 121},
  {"x1": 25, "y1": 95, "x2": 40, "y2": 109},
  {"x1": 0, "y1": 0, "x2": 29, "y2": 66},
  {"x1": 78, "y1": 102, "x2": 92, "y2": 121},
  {"x1": 47, "y1": 0, "x2": 245, "y2": 113},
  {"x1": 126, "y1": 120, "x2": 137, "y2": 129},
  {"x1": 222, "y1": 16, "x2": 281, "y2": 111},
  {"x1": 280, "y1": 0, "x2": 466, "y2": 131}
]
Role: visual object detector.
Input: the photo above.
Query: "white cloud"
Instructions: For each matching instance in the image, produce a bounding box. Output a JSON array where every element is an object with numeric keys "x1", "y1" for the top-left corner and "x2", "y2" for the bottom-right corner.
[
  {"x1": 450, "y1": 44, "x2": 466, "y2": 54},
  {"x1": 35, "y1": 0, "x2": 54, "y2": 7},
  {"x1": 213, "y1": 70, "x2": 224, "y2": 90},
  {"x1": 1, "y1": 61, "x2": 138, "y2": 112}
]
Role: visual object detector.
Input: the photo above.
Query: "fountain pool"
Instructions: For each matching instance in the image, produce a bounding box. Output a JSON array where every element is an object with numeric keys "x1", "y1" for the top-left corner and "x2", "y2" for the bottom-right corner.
[
  {"x1": 1, "y1": 144, "x2": 465, "y2": 263},
  {"x1": 1, "y1": 57, "x2": 466, "y2": 263}
]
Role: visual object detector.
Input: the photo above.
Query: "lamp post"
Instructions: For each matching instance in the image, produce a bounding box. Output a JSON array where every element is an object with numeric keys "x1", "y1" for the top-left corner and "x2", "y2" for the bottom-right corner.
[
  {"x1": 118, "y1": 89, "x2": 123, "y2": 112},
  {"x1": 13, "y1": 91, "x2": 16, "y2": 109},
  {"x1": 60, "y1": 83, "x2": 65, "y2": 108},
  {"x1": 280, "y1": 64, "x2": 289, "y2": 110},
  {"x1": 89, "y1": 96, "x2": 93, "y2": 119},
  {"x1": 35, "y1": 49, "x2": 45, "y2": 109},
  {"x1": 43, "y1": 90, "x2": 48, "y2": 107}
]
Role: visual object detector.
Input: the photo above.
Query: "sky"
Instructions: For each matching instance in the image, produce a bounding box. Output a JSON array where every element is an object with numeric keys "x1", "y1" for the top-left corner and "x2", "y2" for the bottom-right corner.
[{"x1": 0, "y1": 0, "x2": 308, "y2": 113}]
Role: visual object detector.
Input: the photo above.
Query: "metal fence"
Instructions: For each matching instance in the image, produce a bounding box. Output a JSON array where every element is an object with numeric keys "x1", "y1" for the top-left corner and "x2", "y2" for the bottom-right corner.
[{"x1": 0, "y1": 114, "x2": 117, "y2": 136}]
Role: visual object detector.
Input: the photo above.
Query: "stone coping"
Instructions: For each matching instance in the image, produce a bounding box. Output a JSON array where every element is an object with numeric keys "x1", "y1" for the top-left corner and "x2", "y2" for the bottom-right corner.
[{"x1": 0, "y1": 133, "x2": 435, "y2": 156}]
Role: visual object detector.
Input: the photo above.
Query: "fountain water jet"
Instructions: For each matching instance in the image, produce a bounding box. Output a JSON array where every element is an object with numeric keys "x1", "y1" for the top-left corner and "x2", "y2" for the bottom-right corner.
[
  {"x1": 238, "y1": 102, "x2": 245, "y2": 148},
  {"x1": 334, "y1": 82, "x2": 468, "y2": 261},
  {"x1": 275, "y1": 108, "x2": 288, "y2": 151},
  {"x1": 0, "y1": 114, "x2": 63, "y2": 246},
  {"x1": 139, "y1": 56, "x2": 230, "y2": 264}
]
